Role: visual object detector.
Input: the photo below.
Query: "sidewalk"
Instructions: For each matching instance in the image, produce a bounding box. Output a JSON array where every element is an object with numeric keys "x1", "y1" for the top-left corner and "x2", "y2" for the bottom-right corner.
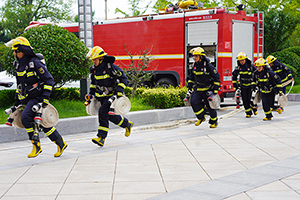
[{"x1": 0, "y1": 102, "x2": 300, "y2": 200}]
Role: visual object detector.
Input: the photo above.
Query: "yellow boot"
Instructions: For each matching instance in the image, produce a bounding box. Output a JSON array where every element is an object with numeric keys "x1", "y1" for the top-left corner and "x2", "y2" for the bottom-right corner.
[
  {"x1": 28, "y1": 140, "x2": 42, "y2": 158},
  {"x1": 210, "y1": 121, "x2": 218, "y2": 128},
  {"x1": 54, "y1": 135, "x2": 68, "y2": 157},
  {"x1": 125, "y1": 121, "x2": 133, "y2": 137},
  {"x1": 195, "y1": 117, "x2": 206, "y2": 126},
  {"x1": 92, "y1": 137, "x2": 105, "y2": 147}
]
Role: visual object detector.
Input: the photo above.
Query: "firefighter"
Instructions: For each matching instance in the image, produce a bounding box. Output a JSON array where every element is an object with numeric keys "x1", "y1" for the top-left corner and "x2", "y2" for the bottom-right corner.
[
  {"x1": 232, "y1": 52, "x2": 258, "y2": 118},
  {"x1": 86, "y1": 46, "x2": 133, "y2": 147},
  {"x1": 253, "y1": 58, "x2": 283, "y2": 121},
  {"x1": 266, "y1": 55, "x2": 293, "y2": 94},
  {"x1": 6, "y1": 36, "x2": 67, "y2": 158},
  {"x1": 186, "y1": 47, "x2": 220, "y2": 128}
]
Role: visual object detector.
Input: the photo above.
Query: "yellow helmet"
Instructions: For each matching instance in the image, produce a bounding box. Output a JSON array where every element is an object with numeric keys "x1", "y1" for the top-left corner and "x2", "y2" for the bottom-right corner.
[
  {"x1": 87, "y1": 46, "x2": 107, "y2": 60},
  {"x1": 11, "y1": 36, "x2": 32, "y2": 51},
  {"x1": 266, "y1": 55, "x2": 277, "y2": 64},
  {"x1": 236, "y1": 52, "x2": 247, "y2": 61},
  {"x1": 190, "y1": 47, "x2": 206, "y2": 56},
  {"x1": 254, "y1": 58, "x2": 267, "y2": 67}
]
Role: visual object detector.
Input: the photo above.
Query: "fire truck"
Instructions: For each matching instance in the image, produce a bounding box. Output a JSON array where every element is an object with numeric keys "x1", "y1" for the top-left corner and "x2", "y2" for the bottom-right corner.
[{"x1": 32, "y1": 6, "x2": 264, "y2": 99}]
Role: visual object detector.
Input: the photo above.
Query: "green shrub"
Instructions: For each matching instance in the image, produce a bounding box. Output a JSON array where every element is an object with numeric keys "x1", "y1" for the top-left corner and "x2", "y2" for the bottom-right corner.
[
  {"x1": 271, "y1": 51, "x2": 300, "y2": 78},
  {"x1": 0, "y1": 90, "x2": 15, "y2": 107},
  {"x1": 140, "y1": 87, "x2": 187, "y2": 109},
  {"x1": 50, "y1": 88, "x2": 80, "y2": 101}
]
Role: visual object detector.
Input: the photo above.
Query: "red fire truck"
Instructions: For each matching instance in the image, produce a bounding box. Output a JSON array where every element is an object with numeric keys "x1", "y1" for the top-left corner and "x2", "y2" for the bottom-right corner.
[{"x1": 33, "y1": 6, "x2": 264, "y2": 99}]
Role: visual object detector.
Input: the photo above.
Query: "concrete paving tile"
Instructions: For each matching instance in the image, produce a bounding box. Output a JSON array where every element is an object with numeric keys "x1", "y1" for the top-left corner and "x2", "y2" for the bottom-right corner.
[
  {"x1": 113, "y1": 181, "x2": 165, "y2": 194},
  {"x1": 246, "y1": 191, "x2": 300, "y2": 200},
  {"x1": 225, "y1": 148, "x2": 276, "y2": 162},
  {"x1": 0, "y1": 173, "x2": 23, "y2": 184},
  {"x1": 76, "y1": 152, "x2": 118, "y2": 165},
  {"x1": 57, "y1": 194, "x2": 111, "y2": 200},
  {"x1": 115, "y1": 171, "x2": 162, "y2": 182},
  {"x1": 205, "y1": 169, "x2": 246, "y2": 179},
  {"x1": 181, "y1": 137, "x2": 220, "y2": 149},
  {"x1": 281, "y1": 179, "x2": 300, "y2": 191},
  {"x1": 5, "y1": 183, "x2": 63, "y2": 196},
  {"x1": 17, "y1": 173, "x2": 69, "y2": 183},
  {"x1": 1, "y1": 195, "x2": 57, "y2": 200},
  {"x1": 250, "y1": 181, "x2": 292, "y2": 191},
  {"x1": 200, "y1": 161, "x2": 247, "y2": 171},
  {"x1": 59, "y1": 182, "x2": 112, "y2": 195},
  {"x1": 116, "y1": 163, "x2": 158, "y2": 172},
  {"x1": 224, "y1": 192, "x2": 252, "y2": 200},
  {"x1": 240, "y1": 160, "x2": 274, "y2": 169},
  {"x1": 283, "y1": 173, "x2": 300, "y2": 180},
  {"x1": 66, "y1": 171, "x2": 115, "y2": 183},
  {"x1": 157, "y1": 162, "x2": 202, "y2": 171},
  {"x1": 207, "y1": 131, "x2": 240, "y2": 139},
  {"x1": 71, "y1": 164, "x2": 116, "y2": 172},
  {"x1": 192, "y1": 151, "x2": 237, "y2": 162},
  {"x1": 0, "y1": 184, "x2": 12, "y2": 196},
  {"x1": 160, "y1": 170, "x2": 210, "y2": 181},
  {"x1": 155, "y1": 155, "x2": 196, "y2": 163},
  {"x1": 113, "y1": 193, "x2": 163, "y2": 200},
  {"x1": 163, "y1": 180, "x2": 206, "y2": 192}
]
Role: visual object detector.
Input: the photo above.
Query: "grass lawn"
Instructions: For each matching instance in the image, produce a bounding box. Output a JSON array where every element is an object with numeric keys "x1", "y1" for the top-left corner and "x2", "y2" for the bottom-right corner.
[{"x1": 0, "y1": 97, "x2": 155, "y2": 124}]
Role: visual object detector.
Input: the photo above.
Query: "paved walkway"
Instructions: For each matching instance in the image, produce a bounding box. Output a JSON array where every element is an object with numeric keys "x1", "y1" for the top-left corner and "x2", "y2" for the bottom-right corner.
[{"x1": 0, "y1": 102, "x2": 300, "y2": 200}]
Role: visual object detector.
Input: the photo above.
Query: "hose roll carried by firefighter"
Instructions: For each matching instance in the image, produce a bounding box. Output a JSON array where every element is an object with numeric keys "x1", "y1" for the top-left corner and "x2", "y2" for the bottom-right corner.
[{"x1": 4, "y1": 103, "x2": 59, "y2": 128}]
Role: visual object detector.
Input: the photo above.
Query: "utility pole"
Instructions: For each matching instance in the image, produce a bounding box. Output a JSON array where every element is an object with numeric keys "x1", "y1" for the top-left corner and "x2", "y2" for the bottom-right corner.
[
  {"x1": 78, "y1": 0, "x2": 93, "y2": 101},
  {"x1": 105, "y1": 0, "x2": 108, "y2": 20}
]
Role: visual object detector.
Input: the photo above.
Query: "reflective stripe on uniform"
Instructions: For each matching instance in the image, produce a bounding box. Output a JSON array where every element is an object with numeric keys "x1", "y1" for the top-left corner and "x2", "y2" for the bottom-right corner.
[
  {"x1": 45, "y1": 127, "x2": 56, "y2": 136},
  {"x1": 195, "y1": 108, "x2": 204, "y2": 115},
  {"x1": 26, "y1": 127, "x2": 34, "y2": 133},
  {"x1": 94, "y1": 74, "x2": 110, "y2": 80},
  {"x1": 117, "y1": 116, "x2": 124, "y2": 126},
  {"x1": 43, "y1": 85, "x2": 53, "y2": 91},
  {"x1": 98, "y1": 126, "x2": 109, "y2": 132}
]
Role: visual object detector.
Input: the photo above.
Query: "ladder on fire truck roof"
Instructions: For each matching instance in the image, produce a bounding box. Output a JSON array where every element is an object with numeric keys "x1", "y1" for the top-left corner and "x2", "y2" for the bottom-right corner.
[{"x1": 257, "y1": 11, "x2": 264, "y2": 58}]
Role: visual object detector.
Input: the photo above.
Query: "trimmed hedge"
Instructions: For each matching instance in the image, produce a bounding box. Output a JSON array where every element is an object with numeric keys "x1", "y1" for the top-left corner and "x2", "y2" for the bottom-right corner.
[
  {"x1": 1, "y1": 86, "x2": 188, "y2": 109},
  {"x1": 140, "y1": 87, "x2": 188, "y2": 109},
  {"x1": 0, "y1": 90, "x2": 15, "y2": 107}
]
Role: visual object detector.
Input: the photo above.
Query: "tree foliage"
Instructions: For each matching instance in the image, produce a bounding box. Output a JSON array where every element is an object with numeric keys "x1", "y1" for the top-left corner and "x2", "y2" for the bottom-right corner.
[
  {"x1": 0, "y1": 0, "x2": 74, "y2": 39},
  {"x1": 121, "y1": 44, "x2": 154, "y2": 99},
  {"x1": 115, "y1": 0, "x2": 152, "y2": 17},
  {"x1": 1, "y1": 24, "x2": 91, "y2": 88}
]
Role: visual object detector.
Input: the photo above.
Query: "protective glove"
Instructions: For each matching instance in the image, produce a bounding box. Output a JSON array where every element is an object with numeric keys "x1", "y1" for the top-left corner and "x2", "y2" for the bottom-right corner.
[
  {"x1": 108, "y1": 95, "x2": 116, "y2": 105},
  {"x1": 279, "y1": 91, "x2": 283, "y2": 96},
  {"x1": 183, "y1": 90, "x2": 192, "y2": 102},
  {"x1": 4, "y1": 106, "x2": 17, "y2": 115}
]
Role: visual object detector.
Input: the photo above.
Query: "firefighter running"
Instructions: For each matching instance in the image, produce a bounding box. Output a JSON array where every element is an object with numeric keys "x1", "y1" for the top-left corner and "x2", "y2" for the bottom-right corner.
[
  {"x1": 5, "y1": 36, "x2": 67, "y2": 158},
  {"x1": 186, "y1": 47, "x2": 220, "y2": 128},
  {"x1": 85, "y1": 46, "x2": 133, "y2": 147},
  {"x1": 266, "y1": 55, "x2": 294, "y2": 94},
  {"x1": 253, "y1": 58, "x2": 284, "y2": 121},
  {"x1": 232, "y1": 52, "x2": 258, "y2": 118}
]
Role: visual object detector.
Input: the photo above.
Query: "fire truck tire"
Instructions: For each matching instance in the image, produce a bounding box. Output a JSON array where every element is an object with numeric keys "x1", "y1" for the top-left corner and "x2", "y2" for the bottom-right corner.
[{"x1": 155, "y1": 78, "x2": 176, "y2": 87}]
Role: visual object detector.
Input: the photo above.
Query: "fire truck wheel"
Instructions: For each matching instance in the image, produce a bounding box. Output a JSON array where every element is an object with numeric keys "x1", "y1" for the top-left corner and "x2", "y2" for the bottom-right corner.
[{"x1": 155, "y1": 78, "x2": 176, "y2": 88}]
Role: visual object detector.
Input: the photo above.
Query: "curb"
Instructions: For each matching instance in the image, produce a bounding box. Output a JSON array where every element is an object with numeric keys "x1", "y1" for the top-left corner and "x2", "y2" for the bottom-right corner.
[{"x1": 0, "y1": 107, "x2": 195, "y2": 144}]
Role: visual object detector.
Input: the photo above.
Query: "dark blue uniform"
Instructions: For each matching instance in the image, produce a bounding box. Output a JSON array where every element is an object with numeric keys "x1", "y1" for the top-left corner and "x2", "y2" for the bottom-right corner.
[
  {"x1": 89, "y1": 56, "x2": 130, "y2": 138},
  {"x1": 253, "y1": 67, "x2": 283, "y2": 119},
  {"x1": 187, "y1": 57, "x2": 220, "y2": 125},
  {"x1": 232, "y1": 59, "x2": 257, "y2": 116},
  {"x1": 270, "y1": 60, "x2": 293, "y2": 94},
  {"x1": 15, "y1": 55, "x2": 60, "y2": 142}
]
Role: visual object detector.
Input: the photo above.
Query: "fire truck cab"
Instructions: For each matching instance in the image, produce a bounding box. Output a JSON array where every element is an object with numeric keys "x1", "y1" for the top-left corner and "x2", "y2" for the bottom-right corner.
[{"x1": 35, "y1": 6, "x2": 264, "y2": 99}]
